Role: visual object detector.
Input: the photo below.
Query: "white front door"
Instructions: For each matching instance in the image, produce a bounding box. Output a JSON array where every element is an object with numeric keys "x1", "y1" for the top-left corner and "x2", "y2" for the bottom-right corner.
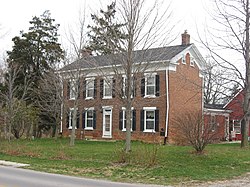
[{"x1": 103, "y1": 108, "x2": 112, "y2": 138}]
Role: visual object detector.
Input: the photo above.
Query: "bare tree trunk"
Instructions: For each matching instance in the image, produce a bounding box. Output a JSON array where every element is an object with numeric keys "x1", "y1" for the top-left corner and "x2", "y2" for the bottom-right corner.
[
  {"x1": 70, "y1": 107, "x2": 77, "y2": 146},
  {"x1": 241, "y1": 0, "x2": 250, "y2": 148}
]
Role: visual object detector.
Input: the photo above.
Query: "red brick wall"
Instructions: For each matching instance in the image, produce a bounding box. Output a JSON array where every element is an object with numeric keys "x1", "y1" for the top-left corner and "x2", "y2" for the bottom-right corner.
[
  {"x1": 204, "y1": 113, "x2": 228, "y2": 141},
  {"x1": 168, "y1": 53, "x2": 203, "y2": 143},
  {"x1": 62, "y1": 53, "x2": 203, "y2": 144},
  {"x1": 62, "y1": 71, "x2": 168, "y2": 143}
]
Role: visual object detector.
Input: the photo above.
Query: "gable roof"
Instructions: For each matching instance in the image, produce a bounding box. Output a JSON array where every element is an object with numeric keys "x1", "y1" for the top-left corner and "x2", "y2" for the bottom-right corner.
[{"x1": 59, "y1": 44, "x2": 192, "y2": 72}]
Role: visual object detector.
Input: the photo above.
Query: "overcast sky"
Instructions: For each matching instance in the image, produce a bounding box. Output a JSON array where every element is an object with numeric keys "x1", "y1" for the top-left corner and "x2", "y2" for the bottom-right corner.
[{"x1": 0, "y1": 0, "x2": 209, "y2": 64}]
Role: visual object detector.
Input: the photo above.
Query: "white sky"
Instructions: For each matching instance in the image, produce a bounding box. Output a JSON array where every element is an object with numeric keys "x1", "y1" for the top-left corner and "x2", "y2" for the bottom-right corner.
[{"x1": 0, "y1": 0, "x2": 209, "y2": 63}]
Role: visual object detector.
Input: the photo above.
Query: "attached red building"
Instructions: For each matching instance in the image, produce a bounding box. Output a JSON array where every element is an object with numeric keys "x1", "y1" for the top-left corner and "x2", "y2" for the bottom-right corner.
[
  {"x1": 224, "y1": 90, "x2": 250, "y2": 141},
  {"x1": 203, "y1": 104, "x2": 231, "y2": 141}
]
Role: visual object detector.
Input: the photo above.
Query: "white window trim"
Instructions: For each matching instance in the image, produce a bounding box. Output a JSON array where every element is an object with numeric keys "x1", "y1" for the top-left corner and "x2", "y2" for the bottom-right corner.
[
  {"x1": 69, "y1": 79, "x2": 77, "y2": 100},
  {"x1": 143, "y1": 108, "x2": 156, "y2": 133},
  {"x1": 144, "y1": 73, "x2": 156, "y2": 97},
  {"x1": 122, "y1": 75, "x2": 134, "y2": 98},
  {"x1": 233, "y1": 120, "x2": 241, "y2": 134},
  {"x1": 68, "y1": 108, "x2": 78, "y2": 130},
  {"x1": 103, "y1": 77, "x2": 113, "y2": 99},
  {"x1": 85, "y1": 78, "x2": 95, "y2": 100},
  {"x1": 84, "y1": 107, "x2": 94, "y2": 130},
  {"x1": 121, "y1": 107, "x2": 134, "y2": 132}
]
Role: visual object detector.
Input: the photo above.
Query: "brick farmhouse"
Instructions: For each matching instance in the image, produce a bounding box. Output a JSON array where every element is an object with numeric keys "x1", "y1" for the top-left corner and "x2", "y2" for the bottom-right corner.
[{"x1": 59, "y1": 32, "x2": 206, "y2": 143}]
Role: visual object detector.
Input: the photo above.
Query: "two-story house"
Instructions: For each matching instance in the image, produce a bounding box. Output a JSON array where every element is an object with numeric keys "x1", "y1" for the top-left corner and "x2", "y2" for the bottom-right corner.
[{"x1": 59, "y1": 31, "x2": 206, "y2": 143}]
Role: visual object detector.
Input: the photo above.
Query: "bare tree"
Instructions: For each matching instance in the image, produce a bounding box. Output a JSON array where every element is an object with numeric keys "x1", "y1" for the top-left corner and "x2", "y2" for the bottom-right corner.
[
  {"x1": 34, "y1": 70, "x2": 63, "y2": 138},
  {"x1": 200, "y1": 0, "x2": 250, "y2": 147},
  {"x1": 89, "y1": 0, "x2": 175, "y2": 152},
  {"x1": 204, "y1": 60, "x2": 239, "y2": 105},
  {"x1": 0, "y1": 66, "x2": 31, "y2": 141},
  {"x1": 63, "y1": 7, "x2": 89, "y2": 146},
  {"x1": 172, "y1": 111, "x2": 219, "y2": 154}
]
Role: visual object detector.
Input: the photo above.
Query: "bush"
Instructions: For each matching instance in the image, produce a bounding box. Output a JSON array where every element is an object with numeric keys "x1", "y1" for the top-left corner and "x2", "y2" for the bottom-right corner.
[{"x1": 172, "y1": 111, "x2": 219, "y2": 154}]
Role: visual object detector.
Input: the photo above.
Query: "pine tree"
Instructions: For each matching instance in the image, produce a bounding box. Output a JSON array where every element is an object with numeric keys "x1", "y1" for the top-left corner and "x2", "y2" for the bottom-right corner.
[
  {"x1": 87, "y1": 2, "x2": 127, "y2": 55},
  {"x1": 6, "y1": 10, "x2": 64, "y2": 137}
]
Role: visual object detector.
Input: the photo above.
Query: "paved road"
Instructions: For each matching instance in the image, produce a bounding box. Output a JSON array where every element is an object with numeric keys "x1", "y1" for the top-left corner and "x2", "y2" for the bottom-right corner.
[{"x1": 0, "y1": 165, "x2": 166, "y2": 187}]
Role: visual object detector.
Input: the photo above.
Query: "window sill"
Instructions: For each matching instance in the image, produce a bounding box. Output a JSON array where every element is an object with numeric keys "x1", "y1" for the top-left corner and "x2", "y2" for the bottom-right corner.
[
  {"x1": 85, "y1": 127, "x2": 94, "y2": 131},
  {"x1": 103, "y1": 96, "x2": 112, "y2": 99},
  {"x1": 144, "y1": 95, "x2": 156, "y2": 98},
  {"x1": 143, "y1": 130, "x2": 156, "y2": 133},
  {"x1": 85, "y1": 97, "x2": 94, "y2": 100},
  {"x1": 122, "y1": 129, "x2": 133, "y2": 132},
  {"x1": 68, "y1": 127, "x2": 77, "y2": 130}
]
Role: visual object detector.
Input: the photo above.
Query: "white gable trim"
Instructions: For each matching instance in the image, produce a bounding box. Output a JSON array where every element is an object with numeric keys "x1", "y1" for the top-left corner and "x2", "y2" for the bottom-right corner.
[
  {"x1": 223, "y1": 89, "x2": 243, "y2": 109},
  {"x1": 169, "y1": 44, "x2": 205, "y2": 71}
]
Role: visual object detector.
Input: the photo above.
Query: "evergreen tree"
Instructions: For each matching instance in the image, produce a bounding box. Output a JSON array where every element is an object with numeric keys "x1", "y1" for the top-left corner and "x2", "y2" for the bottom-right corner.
[
  {"x1": 87, "y1": 2, "x2": 127, "y2": 55},
  {"x1": 7, "y1": 10, "x2": 64, "y2": 95},
  {"x1": 6, "y1": 10, "x2": 64, "y2": 137}
]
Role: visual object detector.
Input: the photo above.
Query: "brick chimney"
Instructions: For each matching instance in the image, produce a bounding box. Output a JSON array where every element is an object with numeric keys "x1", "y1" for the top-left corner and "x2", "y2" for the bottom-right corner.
[{"x1": 181, "y1": 30, "x2": 190, "y2": 45}]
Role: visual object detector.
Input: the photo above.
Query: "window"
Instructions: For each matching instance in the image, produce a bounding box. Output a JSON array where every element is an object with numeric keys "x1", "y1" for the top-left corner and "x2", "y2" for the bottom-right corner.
[
  {"x1": 145, "y1": 110, "x2": 155, "y2": 131},
  {"x1": 190, "y1": 57, "x2": 195, "y2": 66},
  {"x1": 119, "y1": 108, "x2": 135, "y2": 131},
  {"x1": 122, "y1": 76, "x2": 135, "y2": 98},
  {"x1": 83, "y1": 109, "x2": 96, "y2": 130},
  {"x1": 140, "y1": 107, "x2": 159, "y2": 132},
  {"x1": 141, "y1": 74, "x2": 159, "y2": 97},
  {"x1": 182, "y1": 54, "x2": 186, "y2": 64},
  {"x1": 101, "y1": 77, "x2": 113, "y2": 99},
  {"x1": 146, "y1": 76, "x2": 155, "y2": 96},
  {"x1": 67, "y1": 108, "x2": 79, "y2": 129},
  {"x1": 209, "y1": 115, "x2": 216, "y2": 132},
  {"x1": 104, "y1": 79, "x2": 112, "y2": 98},
  {"x1": 234, "y1": 120, "x2": 241, "y2": 134},
  {"x1": 68, "y1": 79, "x2": 77, "y2": 100},
  {"x1": 86, "y1": 79, "x2": 95, "y2": 99}
]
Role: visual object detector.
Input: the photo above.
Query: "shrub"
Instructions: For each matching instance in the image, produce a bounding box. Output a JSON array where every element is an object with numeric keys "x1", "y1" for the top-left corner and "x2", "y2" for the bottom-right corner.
[{"x1": 172, "y1": 111, "x2": 219, "y2": 154}]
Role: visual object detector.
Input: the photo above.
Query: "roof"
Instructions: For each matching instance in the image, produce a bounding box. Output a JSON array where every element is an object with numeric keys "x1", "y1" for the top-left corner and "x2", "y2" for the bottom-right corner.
[
  {"x1": 59, "y1": 44, "x2": 192, "y2": 72},
  {"x1": 204, "y1": 103, "x2": 231, "y2": 114},
  {"x1": 204, "y1": 103, "x2": 225, "y2": 110}
]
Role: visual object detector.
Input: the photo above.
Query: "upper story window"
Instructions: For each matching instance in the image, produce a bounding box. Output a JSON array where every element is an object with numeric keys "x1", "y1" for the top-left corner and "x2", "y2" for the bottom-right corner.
[
  {"x1": 141, "y1": 74, "x2": 160, "y2": 98},
  {"x1": 122, "y1": 75, "x2": 135, "y2": 98},
  {"x1": 104, "y1": 78, "x2": 112, "y2": 98},
  {"x1": 85, "y1": 78, "x2": 95, "y2": 99},
  {"x1": 182, "y1": 54, "x2": 186, "y2": 64},
  {"x1": 100, "y1": 77, "x2": 115, "y2": 99},
  {"x1": 190, "y1": 57, "x2": 195, "y2": 67},
  {"x1": 146, "y1": 76, "x2": 155, "y2": 96},
  {"x1": 67, "y1": 79, "x2": 78, "y2": 100}
]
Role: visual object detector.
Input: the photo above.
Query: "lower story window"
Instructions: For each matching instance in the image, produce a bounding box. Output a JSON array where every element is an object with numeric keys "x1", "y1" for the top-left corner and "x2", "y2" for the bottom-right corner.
[
  {"x1": 119, "y1": 108, "x2": 135, "y2": 131},
  {"x1": 234, "y1": 120, "x2": 241, "y2": 134},
  {"x1": 67, "y1": 108, "x2": 79, "y2": 129},
  {"x1": 83, "y1": 109, "x2": 96, "y2": 130},
  {"x1": 145, "y1": 110, "x2": 155, "y2": 131},
  {"x1": 140, "y1": 107, "x2": 159, "y2": 132}
]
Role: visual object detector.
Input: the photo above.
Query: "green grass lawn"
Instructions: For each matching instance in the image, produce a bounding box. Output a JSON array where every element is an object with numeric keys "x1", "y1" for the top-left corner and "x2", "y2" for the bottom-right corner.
[{"x1": 0, "y1": 138, "x2": 250, "y2": 186}]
